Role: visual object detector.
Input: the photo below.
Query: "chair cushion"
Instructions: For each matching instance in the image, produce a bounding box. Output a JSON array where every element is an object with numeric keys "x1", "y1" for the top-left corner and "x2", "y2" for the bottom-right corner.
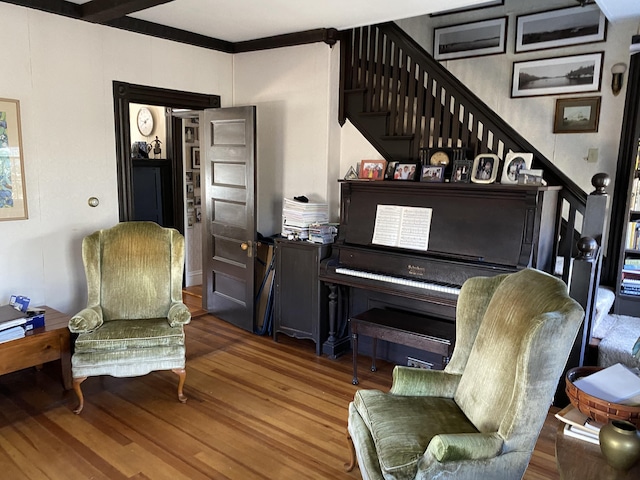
[
  {"x1": 353, "y1": 390, "x2": 478, "y2": 480},
  {"x1": 74, "y1": 318, "x2": 184, "y2": 352}
]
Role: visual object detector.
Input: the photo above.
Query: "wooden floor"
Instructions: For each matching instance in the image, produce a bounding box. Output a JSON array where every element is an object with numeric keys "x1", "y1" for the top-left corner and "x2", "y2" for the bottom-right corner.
[{"x1": 0, "y1": 296, "x2": 561, "y2": 479}]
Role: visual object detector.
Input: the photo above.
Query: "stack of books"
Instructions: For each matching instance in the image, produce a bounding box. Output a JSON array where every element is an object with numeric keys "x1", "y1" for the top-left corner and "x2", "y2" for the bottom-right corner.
[
  {"x1": 0, "y1": 304, "x2": 27, "y2": 344},
  {"x1": 281, "y1": 198, "x2": 329, "y2": 240},
  {"x1": 622, "y1": 259, "x2": 640, "y2": 296},
  {"x1": 555, "y1": 404, "x2": 603, "y2": 445}
]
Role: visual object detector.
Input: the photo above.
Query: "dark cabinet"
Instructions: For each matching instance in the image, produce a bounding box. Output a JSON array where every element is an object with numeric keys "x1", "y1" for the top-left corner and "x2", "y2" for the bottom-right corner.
[{"x1": 273, "y1": 239, "x2": 331, "y2": 355}]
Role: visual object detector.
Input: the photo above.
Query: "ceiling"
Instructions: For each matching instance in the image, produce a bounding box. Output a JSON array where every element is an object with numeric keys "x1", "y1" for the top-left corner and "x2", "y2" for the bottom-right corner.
[{"x1": 8, "y1": 1, "x2": 640, "y2": 52}]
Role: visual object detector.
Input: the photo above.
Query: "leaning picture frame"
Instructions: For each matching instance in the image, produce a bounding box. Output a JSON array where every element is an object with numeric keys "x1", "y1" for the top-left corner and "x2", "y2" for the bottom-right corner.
[
  {"x1": 434, "y1": 17, "x2": 507, "y2": 61},
  {"x1": 553, "y1": 96, "x2": 601, "y2": 134},
  {"x1": 420, "y1": 165, "x2": 445, "y2": 183},
  {"x1": 358, "y1": 159, "x2": 387, "y2": 180},
  {"x1": 0, "y1": 98, "x2": 28, "y2": 221},
  {"x1": 515, "y1": 4, "x2": 606, "y2": 53},
  {"x1": 451, "y1": 159, "x2": 473, "y2": 183},
  {"x1": 501, "y1": 152, "x2": 533, "y2": 184},
  {"x1": 471, "y1": 154, "x2": 500, "y2": 184},
  {"x1": 511, "y1": 52, "x2": 603, "y2": 98}
]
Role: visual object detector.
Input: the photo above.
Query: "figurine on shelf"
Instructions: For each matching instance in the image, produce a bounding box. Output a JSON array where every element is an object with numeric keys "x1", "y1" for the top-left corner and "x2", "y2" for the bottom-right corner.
[{"x1": 151, "y1": 136, "x2": 162, "y2": 158}]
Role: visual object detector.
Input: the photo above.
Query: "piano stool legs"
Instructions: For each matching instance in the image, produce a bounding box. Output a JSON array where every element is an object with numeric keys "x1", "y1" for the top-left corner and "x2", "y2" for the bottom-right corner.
[
  {"x1": 371, "y1": 338, "x2": 378, "y2": 372},
  {"x1": 351, "y1": 331, "x2": 359, "y2": 385}
]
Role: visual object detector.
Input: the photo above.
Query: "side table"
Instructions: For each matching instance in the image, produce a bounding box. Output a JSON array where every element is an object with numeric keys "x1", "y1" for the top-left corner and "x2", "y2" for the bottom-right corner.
[
  {"x1": 0, "y1": 306, "x2": 72, "y2": 390},
  {"x1": 556, "y1": 422, "x2": 640, "y2": 479}
]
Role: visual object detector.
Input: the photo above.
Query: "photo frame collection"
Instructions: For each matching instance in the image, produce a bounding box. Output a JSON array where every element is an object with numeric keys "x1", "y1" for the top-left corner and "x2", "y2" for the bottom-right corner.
[{"x1": 432, "y1": 3, "x2": 606, "y2": 133}]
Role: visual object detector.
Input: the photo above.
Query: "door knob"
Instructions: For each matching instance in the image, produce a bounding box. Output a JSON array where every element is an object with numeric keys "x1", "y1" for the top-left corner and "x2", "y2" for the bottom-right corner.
[{"x1": 240, "y1": 242, "x2": 248, "y2": 251}]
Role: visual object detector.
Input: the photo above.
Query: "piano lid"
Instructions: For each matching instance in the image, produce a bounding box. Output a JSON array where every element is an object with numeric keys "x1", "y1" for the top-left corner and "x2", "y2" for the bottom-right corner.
[{"x1": 338, "y1": 181, "x2": 561, "y2": 269}]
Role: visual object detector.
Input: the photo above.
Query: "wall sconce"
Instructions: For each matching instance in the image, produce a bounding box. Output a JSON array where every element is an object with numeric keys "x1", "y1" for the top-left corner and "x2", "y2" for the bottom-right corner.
[{"x1": 611, "y1": 63, "x2": 627, "y2": 96}]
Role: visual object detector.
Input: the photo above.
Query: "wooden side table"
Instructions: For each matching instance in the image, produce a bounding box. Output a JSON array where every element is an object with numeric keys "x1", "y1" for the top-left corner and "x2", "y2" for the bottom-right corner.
[
  {"x1": 556, "y1": 423, "x2": 640, "y2": 479},
  {"x1": 0, "y1": 306, "x2": 72, "y2": 390}
]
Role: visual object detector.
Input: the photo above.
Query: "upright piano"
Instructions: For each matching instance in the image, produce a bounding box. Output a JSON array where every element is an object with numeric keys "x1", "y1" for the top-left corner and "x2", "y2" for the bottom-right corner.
[{"x1": 319, "y1": 180, "x2": 561, "y2": 363}]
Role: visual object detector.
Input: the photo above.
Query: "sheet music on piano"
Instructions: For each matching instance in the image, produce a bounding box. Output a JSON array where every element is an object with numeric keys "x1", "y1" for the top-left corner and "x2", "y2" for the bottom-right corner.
[{"x1": 372, "y1": 205, "x2": 432, "y2": 251}]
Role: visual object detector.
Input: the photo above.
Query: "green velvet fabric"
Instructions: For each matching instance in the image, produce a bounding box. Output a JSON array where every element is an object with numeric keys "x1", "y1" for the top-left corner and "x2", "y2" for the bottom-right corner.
[
  {"x1": 69, "y1": 221, "x2": 190, "y2": 380},
  {"x1": 347, "y1": 268, "x2": 585, "y2": 480}
]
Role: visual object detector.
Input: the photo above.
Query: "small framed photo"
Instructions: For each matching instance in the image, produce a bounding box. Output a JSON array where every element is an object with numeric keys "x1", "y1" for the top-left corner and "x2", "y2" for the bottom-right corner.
[
  {"x1": 451, "y1": 160, "x2": 473, "y2": 183},
  {"x1": 553, "y1": 96, "x2": 601, "y2": 134},
  {"x1": 420, "y1": 165, "x2": 445, "y2": 183},
  {"x1": 434, "y1": 17, "x2": 507, "y2": 61},
  {"x1": 358, "y1": 159, "x2": 387, "y2": 180},
  {"x1": 385, "y1": 161, "x2": 399, "y2": 180},
  {"x1": 191, "y1": 147, "x2": 200, "y2": 169},
  {"x1": 515, "y1": 4, "x2": 606, "y2": 53},
  {"x1": 393, "y1": 162, "x2": 418, "y2": 181},
  {"x1": 511, "y1": 52, "x2": 603, "y2": 98},
  {"x1": 471, "y1": 154, "x2": 500, "y2": 184},
  {"x1": 501, "y1": 153, "x2": 533, "y2": 184}
]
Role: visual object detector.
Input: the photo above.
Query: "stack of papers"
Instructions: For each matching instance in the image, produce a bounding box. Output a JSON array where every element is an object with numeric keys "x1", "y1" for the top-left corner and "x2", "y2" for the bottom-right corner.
[
  {"x1": 282, "y1": 198, "x2": 329, "y2": 240},
  {"x1": 0, "y1": 304, "x2": 27, "y2": 344},
  {"x1": 555, "y1": 404, "x2": 603, "y2": 445},
  {"x1": 0, "y1": 325, "x2": 25, "y2": 344},
  {"x1": 573, "y1": 363, "x2": 640, "y2": 405}
]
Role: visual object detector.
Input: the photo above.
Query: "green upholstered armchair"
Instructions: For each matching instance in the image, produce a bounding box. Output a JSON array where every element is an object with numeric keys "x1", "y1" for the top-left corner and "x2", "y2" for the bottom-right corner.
[
  {"x1": 346, "y1": 268, "x2": 585, "y2": 480},
  {"x1": 68, "y1": 221, "x2": 191, "y2": 414}
]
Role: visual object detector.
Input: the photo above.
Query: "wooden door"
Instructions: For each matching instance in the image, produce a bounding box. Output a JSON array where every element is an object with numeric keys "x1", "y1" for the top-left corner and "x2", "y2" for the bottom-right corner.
[{"x1": 201, "y1": 106, "x2": 257, "y2": 331}]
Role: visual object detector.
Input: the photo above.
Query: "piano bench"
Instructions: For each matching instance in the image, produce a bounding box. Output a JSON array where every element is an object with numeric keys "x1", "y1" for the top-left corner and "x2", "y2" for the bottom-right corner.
[{"x1": 349, "y1": 308, "x2": 454, "y2": 385}]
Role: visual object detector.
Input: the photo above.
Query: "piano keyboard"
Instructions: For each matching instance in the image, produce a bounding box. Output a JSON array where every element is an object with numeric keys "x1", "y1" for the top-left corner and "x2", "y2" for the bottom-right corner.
[{"x1": 335, "y1": 267, "x2": 461, "y2": 296}]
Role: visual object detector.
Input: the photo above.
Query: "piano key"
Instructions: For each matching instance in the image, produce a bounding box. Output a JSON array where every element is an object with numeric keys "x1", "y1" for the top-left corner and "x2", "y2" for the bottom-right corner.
[{"x1": 335, "y1": 267, "x2": 461, "y2": 296}]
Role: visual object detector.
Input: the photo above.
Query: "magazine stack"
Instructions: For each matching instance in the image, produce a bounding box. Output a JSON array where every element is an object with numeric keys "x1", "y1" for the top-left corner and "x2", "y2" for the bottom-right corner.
[{"x1": 281, "y1": 198, "x2": 329, "y2": 240}]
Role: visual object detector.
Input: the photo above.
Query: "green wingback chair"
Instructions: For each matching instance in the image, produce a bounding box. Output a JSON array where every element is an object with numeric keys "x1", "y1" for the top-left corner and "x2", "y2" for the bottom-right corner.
[
  {"x1": 346, "y1": 268, "x2": 584, "y2": 480},
  {"x1": 68, "y1": 221, "x2": 191, "y2": 414}
]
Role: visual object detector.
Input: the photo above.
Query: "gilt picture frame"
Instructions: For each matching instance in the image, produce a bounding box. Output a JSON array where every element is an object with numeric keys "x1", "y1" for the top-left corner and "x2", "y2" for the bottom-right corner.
[
  {"x1": 434, "y1": 17, "x2": 507, "y2": 61},
  {"x1": 515, "y1": 4, "x2": 606, "y2": 53},
  {"x1": 553, "y1": 96, "x2": 601, "y2": 134},
  {"x1": 0, "y1": 98, "x2": 28, "y2": 221}
]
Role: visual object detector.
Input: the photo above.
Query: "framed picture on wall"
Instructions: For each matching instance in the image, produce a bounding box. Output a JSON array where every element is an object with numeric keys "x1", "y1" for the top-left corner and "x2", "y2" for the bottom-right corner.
[
  {"x1": 191, "y1": 147, "x2": 200, "y2": 169},
  {"x1": 515, "y1": 4, "x2": 606, "y2": 53},
  {"x1": 0, "y1": 98, "x2": 28, "y2": 221},
  {"x1": 434, "y1": 17, "x2": 507, "y2": 61},
  {"x1": 553, "y1": 96, "x2": 601, "y2": 134},
  {"x1": 511, "y1": 52, "x2": 603, "y2": 98}
]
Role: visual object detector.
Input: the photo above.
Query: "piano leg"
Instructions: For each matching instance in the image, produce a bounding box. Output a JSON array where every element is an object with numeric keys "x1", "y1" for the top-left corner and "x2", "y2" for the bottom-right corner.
[{"x1": 371, "y1": 338, "x2": 377, "y2": 372}]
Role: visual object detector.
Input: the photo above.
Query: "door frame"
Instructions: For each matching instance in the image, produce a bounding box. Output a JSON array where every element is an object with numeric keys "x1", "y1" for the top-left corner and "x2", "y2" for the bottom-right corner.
[{"x1": 113, "y1": 81, "x2": 220, "y2": 232}]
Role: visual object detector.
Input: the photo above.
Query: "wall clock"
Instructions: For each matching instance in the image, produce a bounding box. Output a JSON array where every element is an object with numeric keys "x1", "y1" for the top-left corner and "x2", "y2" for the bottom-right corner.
[{"x1": 136, "y1": 107, "x2": 154, "y2": 136}]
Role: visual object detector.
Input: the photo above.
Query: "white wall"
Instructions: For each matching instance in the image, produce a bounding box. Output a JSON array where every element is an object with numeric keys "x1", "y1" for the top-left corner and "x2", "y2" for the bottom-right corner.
[
  {"x1": 233, "y1": 42, "x2": 342, "y2": 235},
  {"x1": 393, "y1": 0, "x2": 638, "y2": 193},
  {"x1": 0, "y1": 3, "x2": 232, "y2": 314}
]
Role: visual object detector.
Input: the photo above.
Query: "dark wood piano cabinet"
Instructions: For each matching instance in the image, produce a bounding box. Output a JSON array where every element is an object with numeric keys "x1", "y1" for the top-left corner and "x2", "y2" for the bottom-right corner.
[{"x1": 319, "y1": 180, "x2": 562, "y2": 365}]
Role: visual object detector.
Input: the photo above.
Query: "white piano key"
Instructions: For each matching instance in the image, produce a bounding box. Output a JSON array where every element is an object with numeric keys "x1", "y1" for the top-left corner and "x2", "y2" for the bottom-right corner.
[{"x1": 335, "y1": 267, "x2": 461, "y2": 296}]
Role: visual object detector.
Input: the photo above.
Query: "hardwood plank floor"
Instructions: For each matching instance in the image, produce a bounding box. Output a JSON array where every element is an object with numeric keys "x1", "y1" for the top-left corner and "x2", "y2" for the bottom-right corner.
[{"x1": 0, "y1": 311, "x2": 561, "y2": 479}]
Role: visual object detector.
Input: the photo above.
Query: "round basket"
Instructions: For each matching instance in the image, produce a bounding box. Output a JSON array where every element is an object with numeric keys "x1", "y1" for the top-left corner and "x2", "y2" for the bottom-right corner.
[{"x1": 565, "y1": 366, "x2": 640, "y2": 427}]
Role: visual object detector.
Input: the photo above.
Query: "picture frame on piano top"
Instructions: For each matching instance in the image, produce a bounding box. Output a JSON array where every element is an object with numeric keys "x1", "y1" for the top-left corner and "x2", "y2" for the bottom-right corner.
[
  {"x1": 358, "y1": 159, "x2": 387, "y2": 180},
  {"x1": 451, "y1": 160, "x2": 473, "y2": 183},
  {"x1": 420, "y1": 165, "x2": 445, "y2": 183},
  {"x1": 471, "y1": 154, "x2": 500, "y2": 184},
  {"x1": 392, "y1": 162, "x2": 419, "y2": 181}
]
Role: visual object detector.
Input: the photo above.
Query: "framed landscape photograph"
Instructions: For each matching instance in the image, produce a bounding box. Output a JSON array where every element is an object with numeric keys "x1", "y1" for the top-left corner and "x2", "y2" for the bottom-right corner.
[
  {"x1": 511, "y1": 52, "x2": 603, "y2": 98},
  {"x1": 471, "y1": 154, "x2": 500, "y2": 184},
  {"x1": 501, "y1": 152, "x2": 533, "y2": 184},
  {"x1": 358, "y1": 159, "x2": 386, "y2": 180},
  {"x1": 420, "y1": 165, "x2": 445, "y2": 183},
  {"x1": 515, "y1": 4, "x2": 606, "y2": 53},
  {"x1": 553, "y1": 96, "x2": 601, "y2": 134},
  {"x1": 0, "y1": 98, "x2": 28, "y2": 221},
  {"x1": 434, "y1": 17, "x2": 507, "y2": 61}
]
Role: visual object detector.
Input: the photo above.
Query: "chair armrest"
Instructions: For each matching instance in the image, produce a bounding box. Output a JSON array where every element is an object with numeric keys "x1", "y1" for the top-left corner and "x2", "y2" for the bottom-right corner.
[
  {"x1": 426, "y1": 432, "x2": 504, "y2": 462},
  {"x1": 390, "y1": 366, "x2": 461, "y2": 397},
  {"x1": 168, "y1": 301, "x2": 192, "y2": 327},
  {"x1": 69, "y1": 306, "x2": 103, "y2": 333}
]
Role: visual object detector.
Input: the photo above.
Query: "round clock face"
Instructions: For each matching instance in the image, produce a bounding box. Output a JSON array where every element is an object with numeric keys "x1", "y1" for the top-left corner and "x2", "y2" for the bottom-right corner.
[
  {"x1": 137, "y1": 107, "x2": 154, "y2": 136},
  {"x1": 430, "y1": 150, "x2": 450, "y2": 167}
]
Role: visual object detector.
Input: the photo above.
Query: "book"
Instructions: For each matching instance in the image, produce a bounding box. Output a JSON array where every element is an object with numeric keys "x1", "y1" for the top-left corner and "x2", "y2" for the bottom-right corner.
[
  {"x1": 573, "y1": 363, "x2": 640, "y2": 404},
  {"x1": 562, "y1": 424, "x2": 600, "y2": 445},
  {"x1": 555, "y1": 404, "x2": 604, "y2": 436}
]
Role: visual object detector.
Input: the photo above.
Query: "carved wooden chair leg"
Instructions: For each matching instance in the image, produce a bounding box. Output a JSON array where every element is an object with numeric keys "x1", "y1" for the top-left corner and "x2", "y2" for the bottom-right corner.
[
  {"x1": 345, "y1": 429, "x2": 357, "y2": 472},
  {"x1": 72, "y1": 377, "x2": 87, "y2": 414},
  {"x1": 172, "y1": 368, "x2": 187, "y2": 403}
]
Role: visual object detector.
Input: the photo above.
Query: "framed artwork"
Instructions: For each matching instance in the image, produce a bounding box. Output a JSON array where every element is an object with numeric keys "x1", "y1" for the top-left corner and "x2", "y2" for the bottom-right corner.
[
  {"x1": 358, "y1": 159, "x2": 387, "y2": 180},
  {"x1": 501, "y1": 153, "x2": 533, "y2": 184},
  {"x1": 195, "y1": 172, "x2": 201, "y2": 188},
  {"x1": 515, "y1": 4, "x2": 606, "y2": 53},
  {"x1": 191, "y1": 147, "x2": 200, "y2": 169},
  {"x1": 471, "y1": 154, "x2": 500, "y2": 184},
  {"x1": 393, "y1": 162, "x2": 418, "y2": 181},
  {"x1": 0, "y1": 98, "x2": 28, "y2": 221},
  {"x1": 420, "y1": 165, "x2": 445, "y2": 183},
  {"x1": 434, "y1": 17, "x2": 507, "y2": 61},
  {"x1": 451, "y1": 159, "x2": 473, "y2": 183},
  {"x1": 511, "y1": 52, "x2": 603, "y2": 98},
  {"x1": 185, "y1": 171, "x2": 193, "y2": 183},
  {"x1": 385, "y1": 161, "x2": 399, "y2": 180},
  {"x1": 553, "y1": 96, "x2": 601, "y2": 134},
  {"x1": 184, "y1": 126, "x2": 198, "y2": 143},
  {"x1": 431, "y1": 1, "x2": 503, "y2": 17}
]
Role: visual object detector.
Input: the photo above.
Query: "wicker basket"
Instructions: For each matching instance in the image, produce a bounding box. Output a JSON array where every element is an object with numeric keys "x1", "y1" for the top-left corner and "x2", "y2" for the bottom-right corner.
[{"x1": 565, "y1": 366, "x2": 640, "y2": 427}]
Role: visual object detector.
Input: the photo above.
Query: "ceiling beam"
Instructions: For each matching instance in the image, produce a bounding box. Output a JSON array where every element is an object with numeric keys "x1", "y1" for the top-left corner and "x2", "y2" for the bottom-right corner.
[{"x1": 81, "y1": 0, "x2": 173, "y2": 23}]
